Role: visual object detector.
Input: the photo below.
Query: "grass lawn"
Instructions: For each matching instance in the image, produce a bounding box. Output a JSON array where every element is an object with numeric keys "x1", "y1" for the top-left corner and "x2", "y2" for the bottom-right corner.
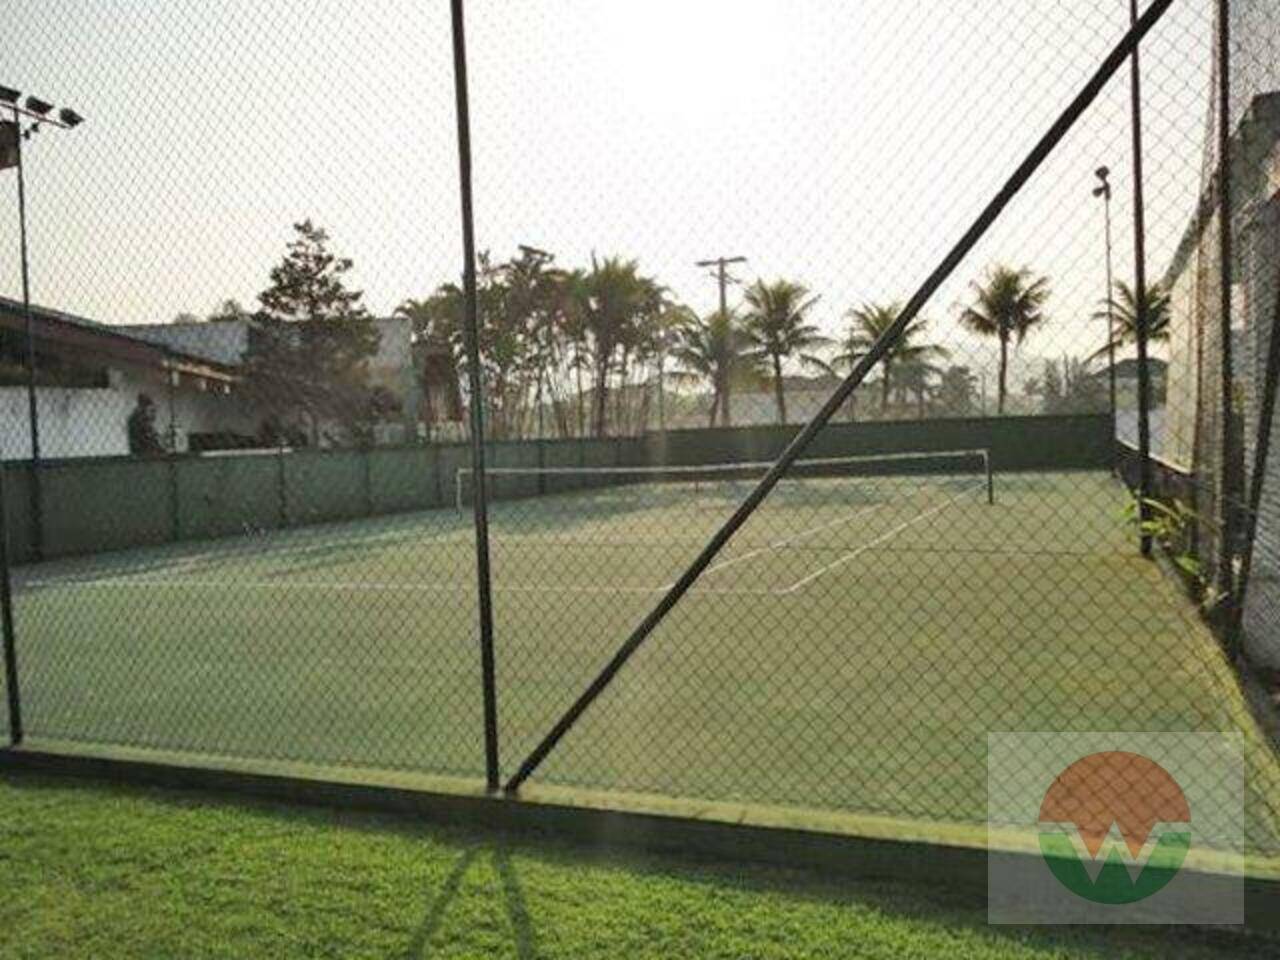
[
  {"x1": 7, "y1": 469, "x2": 1280, "y2": 861},
  {"x1": 1, "y1": 770, "x2": 1276, "y2": 959}
]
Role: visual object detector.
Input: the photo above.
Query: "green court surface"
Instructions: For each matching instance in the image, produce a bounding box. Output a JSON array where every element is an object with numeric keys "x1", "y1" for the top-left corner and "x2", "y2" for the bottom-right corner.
[{"x1": 7, "y1": 466, "x2": 1280, "y2": 863}]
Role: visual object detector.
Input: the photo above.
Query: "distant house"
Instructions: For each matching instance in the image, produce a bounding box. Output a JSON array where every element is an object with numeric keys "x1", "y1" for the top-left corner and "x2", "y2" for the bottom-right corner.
[
  {"x1": 0, "y1": 297, "x2": 242, "y2": 458},
  {"x1": 0, "y1": 299, "x2": 458, "y2": 457},
  {"x1": 128, "y1": 315, "x2": 429, "y2": 446}
]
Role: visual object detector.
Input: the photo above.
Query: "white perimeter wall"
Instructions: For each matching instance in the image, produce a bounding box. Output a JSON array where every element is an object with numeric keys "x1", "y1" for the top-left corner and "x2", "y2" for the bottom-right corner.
[{"x1": 0, "y1": 368, "x2": 256, "y2": 459}]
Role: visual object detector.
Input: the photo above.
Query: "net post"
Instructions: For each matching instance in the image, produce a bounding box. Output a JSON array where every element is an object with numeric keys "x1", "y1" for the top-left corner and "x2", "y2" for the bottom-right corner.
[
  {"x1": 450, "y1": 0, "x2": 501, "y2": 794},
  {"x1": 984, "y1": 449, "x2": 995, "y2": 506}
]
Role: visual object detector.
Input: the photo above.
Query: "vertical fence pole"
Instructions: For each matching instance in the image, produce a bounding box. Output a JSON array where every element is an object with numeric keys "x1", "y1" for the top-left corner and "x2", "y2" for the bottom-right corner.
[
  {"x1": 12, "y1": 106, "x2": 43, "y2": 563},
  {"x1": 1103, "y1": 188, "x2": 1119, "y2": 428},
  {"x1": 1129, "y1": 0, "x2": 1154, "y2": 557},
  {"x1": 167, "y1": 366, "x2": 181, "y2": 542},
  {"x1": 1215, "y1": 0, "x2": 1240, "y2": 629},
  {"x1": 450, "y1": 0, "x2": 501, "y2": 793},
  {"x1": 0, "y1": 460, "x2": 22, "y2": 745}
]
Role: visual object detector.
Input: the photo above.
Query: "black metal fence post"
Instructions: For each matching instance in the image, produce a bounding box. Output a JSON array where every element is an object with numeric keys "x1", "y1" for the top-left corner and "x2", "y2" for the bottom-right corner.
[
  {"x1": 450, "y1": 0, "x2": 501, "y2": 793},
  {"x1": 0, "y1": 459, "x2": 23, "y2": 745},
  {"x1": 1129, "y1": 0, "x2": 1154, "y2": 558},
  {"x1": 1215, "y1": 0, "x2": 1242, "y2": 630}
]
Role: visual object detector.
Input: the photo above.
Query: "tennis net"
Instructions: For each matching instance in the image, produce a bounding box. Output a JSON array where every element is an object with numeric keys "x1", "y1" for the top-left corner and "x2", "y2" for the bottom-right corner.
[{"x1": 455, "y1": 448, "x2": 995, "y2": 512}]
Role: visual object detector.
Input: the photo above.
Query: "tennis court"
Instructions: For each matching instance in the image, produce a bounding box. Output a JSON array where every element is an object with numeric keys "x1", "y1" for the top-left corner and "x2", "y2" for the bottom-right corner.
[{"x1": 9, "y1": 456, "x2": 1280, "y2": 860}]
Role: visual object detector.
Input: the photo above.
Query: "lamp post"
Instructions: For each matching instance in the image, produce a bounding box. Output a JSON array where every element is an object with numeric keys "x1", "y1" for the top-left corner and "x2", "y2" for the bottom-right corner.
[
  {"x1": 1, "y1": 85, "x2": 84, "y2": 562},
  {"x1": 1093, "y1": 166, "x2": 1118, "y2": 425}
]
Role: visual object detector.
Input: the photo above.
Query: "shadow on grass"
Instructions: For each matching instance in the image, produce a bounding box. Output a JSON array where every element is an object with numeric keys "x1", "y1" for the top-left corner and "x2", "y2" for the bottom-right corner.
[
  {"x1": 3, "y1": 771, "x2": 1268, "y2": 960},
  {"x1": 402, "y1": 846, "x2": 536, "y2": 960}
]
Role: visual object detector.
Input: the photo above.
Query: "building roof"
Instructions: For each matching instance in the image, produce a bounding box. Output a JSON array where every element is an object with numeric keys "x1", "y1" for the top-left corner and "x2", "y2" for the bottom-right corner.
[
  {"x1": 121, "y1": 320, "x2": 249, "y2": 367},
  {"x1": 0, "y1": 297, "x2": 235, "y2": 382},
  {"x1": 0, "y1": 299, "x2": 448, "y2": 379}
]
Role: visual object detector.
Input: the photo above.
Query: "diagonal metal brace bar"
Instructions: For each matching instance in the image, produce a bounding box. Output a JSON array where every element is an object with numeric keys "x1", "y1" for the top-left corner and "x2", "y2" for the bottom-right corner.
[{"x1": 504, "y1": 0, "x2": 1177, "y2": 795}]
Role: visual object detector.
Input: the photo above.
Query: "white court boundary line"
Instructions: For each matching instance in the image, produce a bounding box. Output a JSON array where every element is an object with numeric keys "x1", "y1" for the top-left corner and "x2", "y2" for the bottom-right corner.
[
  {"x1": 23, "y1": 576, "x2": 783, "y2": 598},
  {"x1": 684, "y1": 503, "x2": 879, "y2": 582},
  {"x1": 779, "y1": 481, "x2": 982, "y2": 595},
  {"x1": 24, "y1": 477, "x2": 986, "y2": 600}
]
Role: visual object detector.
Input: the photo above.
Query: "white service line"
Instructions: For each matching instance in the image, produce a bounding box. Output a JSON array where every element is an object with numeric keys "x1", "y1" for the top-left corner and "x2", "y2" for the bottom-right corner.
[
  {"x1": 21, "y1": 522, "x2": 471, "y2": 586},
  {"x1": 662, "y1": 503, "x2": 878, "y2": 587},
  {"x1": 779, "y1": 484, "x2": 980, "y2": 595}
]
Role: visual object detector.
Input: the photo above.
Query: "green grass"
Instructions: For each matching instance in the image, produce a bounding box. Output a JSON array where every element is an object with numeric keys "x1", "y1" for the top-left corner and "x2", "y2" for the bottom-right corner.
[
  {"x1": 6, "y1": 469, "x2": 1280, "y2": 859},
  {"x1": 0, "y1": 770, "x2": 1273, "y2": 959}
]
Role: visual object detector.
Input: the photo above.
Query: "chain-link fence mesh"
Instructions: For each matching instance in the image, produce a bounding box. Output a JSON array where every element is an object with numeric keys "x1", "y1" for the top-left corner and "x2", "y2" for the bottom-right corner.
[{"x1": 1, "y1": 0, "x2": 1278, "y2": 867}]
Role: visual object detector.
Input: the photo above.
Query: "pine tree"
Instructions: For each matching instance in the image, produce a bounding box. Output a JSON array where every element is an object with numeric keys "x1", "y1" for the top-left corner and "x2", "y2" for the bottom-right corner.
[{"x1": 242, "y1": 220, "x2": 393, "y2": 446}]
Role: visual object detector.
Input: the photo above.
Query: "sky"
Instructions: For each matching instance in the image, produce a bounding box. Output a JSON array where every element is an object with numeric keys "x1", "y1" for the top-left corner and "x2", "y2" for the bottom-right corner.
[{"x1": 0, "y1": 0, "x2": 1219, "y2": 386}]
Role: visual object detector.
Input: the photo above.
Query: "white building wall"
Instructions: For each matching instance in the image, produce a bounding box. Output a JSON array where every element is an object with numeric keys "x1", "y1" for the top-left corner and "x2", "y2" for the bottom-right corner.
[{"x1": 0, "y1": 367, "x2": 257, "y2": 459}]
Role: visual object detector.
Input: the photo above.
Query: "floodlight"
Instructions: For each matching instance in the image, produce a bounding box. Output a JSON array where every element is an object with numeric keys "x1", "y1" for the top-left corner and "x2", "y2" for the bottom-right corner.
[
  {"x1": 24, "y1": 96, "x2": 52, "y2": 116},
  {"x1": 0, "y1": 86, "x2": 19, "y2": 105},
  {"x1": 58, "y1": 108, "x2": 84, "y2": 128}
]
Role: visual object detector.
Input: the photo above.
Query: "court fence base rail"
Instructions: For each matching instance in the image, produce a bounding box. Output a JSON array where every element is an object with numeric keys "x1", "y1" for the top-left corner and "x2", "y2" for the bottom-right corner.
[{"x1": 1, "y1": 741, "x2": 1277, "y2": 936}]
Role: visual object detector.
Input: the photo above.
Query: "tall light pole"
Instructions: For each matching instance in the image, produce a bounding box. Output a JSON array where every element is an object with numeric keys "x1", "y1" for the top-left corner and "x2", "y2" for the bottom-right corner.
[
  {"x1": 1093, "y1": 166, "x2": 1119, "y2": 425},
  {"x1": 695, "y1": 255, "x2": 747, "y2": 319},
  {"x1": 1, "y1": 85, "x2": 84, "y2": 562}
]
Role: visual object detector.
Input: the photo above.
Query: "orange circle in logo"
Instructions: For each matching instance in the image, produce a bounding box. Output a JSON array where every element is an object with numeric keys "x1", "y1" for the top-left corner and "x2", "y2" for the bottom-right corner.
[{"x1": 1040, "y1": 751, "x2": 1189, "y2": 861}]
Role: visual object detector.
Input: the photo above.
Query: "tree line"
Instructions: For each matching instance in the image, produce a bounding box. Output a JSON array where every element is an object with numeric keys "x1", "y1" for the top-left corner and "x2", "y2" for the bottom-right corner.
[
  {"x1": 187, "y1": 221, "x2": 1173, "y2": 445},
  {"x1": 396, "y1": 250, "x2": 1170, "y2": 438}
]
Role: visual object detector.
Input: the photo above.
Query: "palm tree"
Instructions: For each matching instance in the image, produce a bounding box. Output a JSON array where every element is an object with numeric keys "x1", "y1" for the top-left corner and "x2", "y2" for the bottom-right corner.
[
  {"x1": 958, "y1": 265, "x2": 1051, "y2": 414},
  {"x1": 576, "y1": 256, "x2": 653, "y2": 436},
  {"x1": 1089, "y1": 280, "x2": 1171, "y2": 363},
  {"x1": 547, "y1": 267, "x2": 592, "y2": 436},
  {"x1": 935, "y1": 365, "x2": 979, "y2": 417},
  {"x1": 671, "y1": 310, "x2": 756, "y2": 427},
  {"x1": 835, "y1": 302, "x2": 949, "y2": 415},
  {"x1": 741, "y1": 279, "x2": 831, "y2": 425},
  {"x1": 893, "y1": 359, "x2": 942, "y2": 419},
  {"x1": 641, "y1": 301, "x2": 697, "y2": 431}
]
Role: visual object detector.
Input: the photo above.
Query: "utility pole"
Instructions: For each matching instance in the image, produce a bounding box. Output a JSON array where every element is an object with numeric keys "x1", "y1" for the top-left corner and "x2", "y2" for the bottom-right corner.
[{"x1": 695, "y1": 255, "x2": 747, "y2": 318}]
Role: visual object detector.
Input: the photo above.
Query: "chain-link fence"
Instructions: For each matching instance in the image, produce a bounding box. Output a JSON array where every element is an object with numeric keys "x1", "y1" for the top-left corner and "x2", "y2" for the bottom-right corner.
[{"x1": 1, "y1": 0, "x2": 1278, "y2": 869}]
